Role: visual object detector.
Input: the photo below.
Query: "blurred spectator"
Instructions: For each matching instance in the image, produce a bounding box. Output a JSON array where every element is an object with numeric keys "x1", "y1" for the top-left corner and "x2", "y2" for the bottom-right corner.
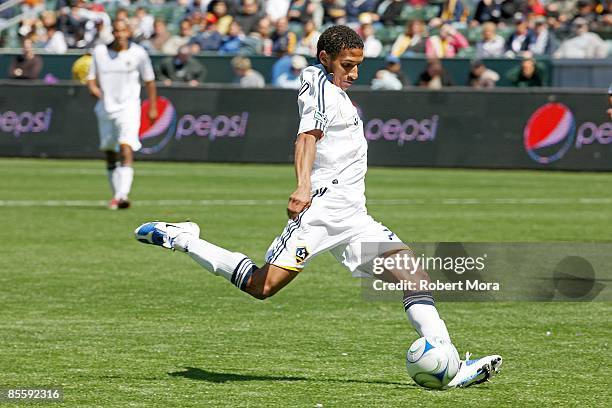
[
  {"x1": 190, "y1": 21, "x2": 223, "y2": 52},
  {"x1": 425, "y1": 24, "x2": 469, "y2": 58},
  {"x1": 571, "y1": 0, "x2": 599, "y2": 26},
  {"x1": 554, "y1": 18, "x2": 608, "y2": 58},
  {"x1": 142, "y1": 19, "x2": 171, "y2": 53},
  {"x1": 271, "y1": 52, "x2": 293, "y2": 85},
  {"x1": 601, "y1": 4, "x2": 612, "y2": 31},
  {"x1": 272, "y1": 16, "x2": 297, "y2": 55},
  {"x1": 115, "y1": 8, "x2": 129, "y2": 22},
  {"x1": 266, "y1": 0, "x2": 291, "y2": 22},
  {"x1": 391, "y1": 20, "x2": 426, "y2": 57},
  {"x1": 418, "y1": 59, "x2": 454, "y2": 89},
  {"x1": 71, "y1": 52, "x2": 92, "y2": 84},
  {"x1": 21, "y1": 0, "x2": 44, "y2": 18},
  {"x1": 40, "y1": 11, "x2": 68, "y2": 54},
  {"x1": 207, "y1": 0, "x2": 233, "y2": 35},
  {"x1": 526, "y1": 0, "x2": 546, "y2": 17},
  {"x1": 234, "y1": 0, "x2": 263, "y2": 35},
  {"x1": 9, "y1": 38, "x2": 43, "y2": 80},
  {"x1": 361, "y1": 22, "x2": 382, "y2": 57},
  {"x1": 371, "y1": 55, "x2": 410, "y2": 90},
  {"x1": 156, "y1": 45, "x2": 206, "y2": 86},
  {"x1": 130, "y1": 7, "x2": 154, "y2": 43},
  {"x1": 162, "y1": 19, "x2": 194, "y2": 55},
  {"x1": 346, "y1": 0, "x2": 377, "y2": 24},
  {"x1": 74, "y1": 2, "x2": 112, "y2": 48},
  {"x1": 243, "y1": 16, "x2": 273, "y2": 55},
  {"x1": 499, "y1": 0, "x2": 526, "y2": 23},
  {"x1": 376, "y1": 0, "x2": 404, "y2": 26},
  {"x1": 52, "y1": 3, "x2": 112, "y2": 49},
  {"x1": 288, "y1": 0, "x2": 312, "y2": 24},
  {"x1": 295, "y1": 19, "x2": 320, "y2": 56},
  {"x1": 530, "y1": 17, "x2": 558, "y2": 56},
  {"x1": 476, "y1": 22, "x2": 505, "y2": 58},
  {"x1": 473, "y1": 0, "x2": 502, "y2": 25},
  {"x1": 323, "y1": 0, "x2": 346, "y2": 25},
  {"x1": 276, "y1": 54, "x2": 308, "y2": 88},
  {"x1": 57, "y1": 2, "x2": 88, "y2": 48},
  {"x1": 507, "y1": 57, "x2": 544, "y2": 87},
  {"x1": 439, "y1": 0, "x2": 469, "y2": 23},
  {"x1": 186, "y1": 0, "x2": 213, "y2": 16},
  {"x1": 219, "y1": 20, "x2": 245, "y2": 53},
  {"x1": 467, "y1": 60, "x2": 499, "y2": 88},
  {"x1": 504, "y1": 17, "x2": 535, "y2": 57},
  {"x1": 231, "y1": 55, "x2": 265, "y2": 87}
]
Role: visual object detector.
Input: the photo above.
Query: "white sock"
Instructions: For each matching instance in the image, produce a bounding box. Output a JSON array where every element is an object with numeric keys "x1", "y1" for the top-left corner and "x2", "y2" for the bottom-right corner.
[
  {"x1": 116, "y1": 166, "x2": 134, "y2": 200},
  {"x1": 107, "y1": 165, "x2": 118, "y2": 197},
  {"x1": 178, "y1": 236, "x2": 257, "y2": 291},
  {"x1": 406, "y1": 303, "x2": 451, "y2": 343}
]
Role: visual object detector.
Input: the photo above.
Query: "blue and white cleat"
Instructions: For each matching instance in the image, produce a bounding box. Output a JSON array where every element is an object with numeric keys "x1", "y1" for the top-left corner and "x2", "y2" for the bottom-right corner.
[
  {"x1": 134, "y1": 221, "x2": 200, "y2": 252},
  {"x1": 445, "y1": 352, "x2": 502, "y2": 388}
]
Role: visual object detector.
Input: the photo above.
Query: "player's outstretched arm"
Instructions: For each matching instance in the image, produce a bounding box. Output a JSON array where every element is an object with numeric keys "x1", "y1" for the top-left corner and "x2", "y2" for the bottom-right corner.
[{"x1": 288, "y1": 130, "x2": 320, "y2": 219}]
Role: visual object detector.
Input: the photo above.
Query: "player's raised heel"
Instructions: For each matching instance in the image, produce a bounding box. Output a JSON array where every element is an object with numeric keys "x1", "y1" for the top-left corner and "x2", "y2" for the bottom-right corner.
[
  {"x1": 445, "y1": 353, "x2": 503, "y2": 388},
  {"x1": 134, "y1": 221, "x2": 200, "y2": 252}
]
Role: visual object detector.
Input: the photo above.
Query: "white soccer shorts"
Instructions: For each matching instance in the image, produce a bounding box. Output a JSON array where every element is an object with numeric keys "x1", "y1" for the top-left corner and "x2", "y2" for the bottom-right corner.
[
  {"x1": 265, "y1": 187, "x2": 406, "y2": 276},
  {"x1": 95, "y1": 102, "x2": 142, "y2": 152}
]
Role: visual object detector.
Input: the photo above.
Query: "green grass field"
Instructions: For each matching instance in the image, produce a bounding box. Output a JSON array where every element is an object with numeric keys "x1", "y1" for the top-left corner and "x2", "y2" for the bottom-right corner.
[{"x1": 1, "y1": 158, "x2": 611, "y2": 407}]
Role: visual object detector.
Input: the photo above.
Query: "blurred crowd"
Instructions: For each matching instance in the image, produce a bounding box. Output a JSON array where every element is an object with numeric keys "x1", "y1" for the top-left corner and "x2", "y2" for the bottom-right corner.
[
  {"x1": 3, "y1": 0, "x2": 611, "y2": 88},
  {"x1": 5, "y1": 0, "x2": 610, "y2": 58}
]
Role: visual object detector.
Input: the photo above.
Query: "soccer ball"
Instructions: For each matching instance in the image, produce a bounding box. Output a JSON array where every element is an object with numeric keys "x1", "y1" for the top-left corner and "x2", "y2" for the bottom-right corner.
[{"x1": 406, "y1": 337, "x2": 460, "y2": 389}]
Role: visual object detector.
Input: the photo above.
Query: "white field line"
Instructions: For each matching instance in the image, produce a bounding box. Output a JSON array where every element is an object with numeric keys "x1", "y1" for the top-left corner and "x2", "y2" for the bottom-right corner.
[{"x1": 0, "y1": 198, "x2": 611, "y2": 207}]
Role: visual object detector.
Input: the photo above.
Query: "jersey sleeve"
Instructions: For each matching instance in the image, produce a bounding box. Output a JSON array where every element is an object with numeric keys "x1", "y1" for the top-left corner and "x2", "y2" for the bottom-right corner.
[
  {"x1": 297, "y1": 69, "x2": 329, "y2": 135},
  {"x1": 138, "y1": 50, "x2": 155, "y2": 82}
]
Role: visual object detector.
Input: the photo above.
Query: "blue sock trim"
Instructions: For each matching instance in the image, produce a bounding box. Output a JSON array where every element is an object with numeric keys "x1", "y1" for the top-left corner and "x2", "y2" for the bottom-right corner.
[
  {"x1": 231, "y1": 258, "x2": 248, "y2": 285},
  {"x1": 403, "y1": 291, "x2": 435, "y2": 311},
  {"x1": 232, "y1": 257, "x2": 257, "y2": 291},
  {"x1": 239, "y1": 265, "x2": 257, "y2": 291}
]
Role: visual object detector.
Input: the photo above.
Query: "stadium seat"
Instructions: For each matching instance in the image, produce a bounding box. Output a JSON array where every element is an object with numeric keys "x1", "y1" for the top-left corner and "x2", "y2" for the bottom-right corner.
[
  {"x1": 457, "y1": 46, "x2": 476, "y2": 58},
  {"x1": 399, "y1": 6, "x2": 426, "y2": 23},
  {"x1": 375, "y1": 26, "x2": 403, "y2": 45},
  {"x1": 467, "y1": 27, "x2": 482, "y2": 44}
]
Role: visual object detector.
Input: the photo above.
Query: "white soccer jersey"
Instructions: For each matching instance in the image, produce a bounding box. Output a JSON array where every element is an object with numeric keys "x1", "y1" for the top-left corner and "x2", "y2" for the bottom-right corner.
[
  {"x1": 263, "y1": 64, "x2": 406, "y2": 273},
  {"x1": 298, "y1": 64, "x2": 368, "y2": 199},
  {"x1": 87, "y1": 43, "x2": 155, "y2": 114}
]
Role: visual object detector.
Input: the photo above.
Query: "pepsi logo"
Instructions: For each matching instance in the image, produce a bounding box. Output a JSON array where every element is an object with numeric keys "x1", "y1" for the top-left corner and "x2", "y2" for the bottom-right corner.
[
  {"x1": 139, "y1": 96, "x2": 177, "y2": 154},
  {"x1": 523, "y1": 103, "x2": 575, "y2": 164},
  {"x1": 137, "y1": 96, "x2": 250, "y2": 155}
]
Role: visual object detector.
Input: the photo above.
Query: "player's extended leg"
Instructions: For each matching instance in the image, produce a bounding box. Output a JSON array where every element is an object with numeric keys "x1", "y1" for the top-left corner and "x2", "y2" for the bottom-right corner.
[
  {"x1": 134, "y1": 221, "x2": 299, "y2": 299},
  {"x1": 377, "y1": 249, "x2": 451, "y2": 342},
  {"x1": 114, "y1": 143, "x2": 134, "y2": 209},
  {"x1": 377, "y1": 248, "x2": 502, "y2": 387}
]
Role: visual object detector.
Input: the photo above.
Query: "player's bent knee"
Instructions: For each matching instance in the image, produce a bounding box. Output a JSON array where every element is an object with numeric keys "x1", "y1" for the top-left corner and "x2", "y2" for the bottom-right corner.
[{"x1": 243, "y1": 269, "x2": 275, "y2": 300}]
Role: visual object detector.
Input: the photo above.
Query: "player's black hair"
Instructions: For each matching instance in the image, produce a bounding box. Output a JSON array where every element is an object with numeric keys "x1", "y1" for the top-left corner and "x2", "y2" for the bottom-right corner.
[{"x1": 316, "y1": 25, "x2": 364, "y2": 62}]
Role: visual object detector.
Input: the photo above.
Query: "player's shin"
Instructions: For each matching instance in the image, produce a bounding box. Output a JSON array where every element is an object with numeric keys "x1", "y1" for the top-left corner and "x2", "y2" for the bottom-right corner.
[
  {"x1": 184, "y1": 238, "x2": 257, "y2": 291},
  {"x1": 107, "y1": 162, "x2": 119, "y2": 197},
  {"x1": 404, "y1": 297, "x2": 451, "y2": 343},
  {"x1": 116, "y1": 165, "x2": 134, "y2": 200}
]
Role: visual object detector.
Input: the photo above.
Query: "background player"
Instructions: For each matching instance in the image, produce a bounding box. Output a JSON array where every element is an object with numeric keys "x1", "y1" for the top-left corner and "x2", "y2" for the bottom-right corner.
[
  {"x1": 87, "y1": 19, "x2": 157, "y2": 210},
  {"x1": 134, "y1": 26, "x2": 501, "y2": 387}
]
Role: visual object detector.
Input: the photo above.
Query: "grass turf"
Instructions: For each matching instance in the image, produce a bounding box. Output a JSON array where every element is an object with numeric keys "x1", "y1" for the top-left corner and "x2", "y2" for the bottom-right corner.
[{"x1": 0, "y1": 158, "x2": 610, "y2": 407}]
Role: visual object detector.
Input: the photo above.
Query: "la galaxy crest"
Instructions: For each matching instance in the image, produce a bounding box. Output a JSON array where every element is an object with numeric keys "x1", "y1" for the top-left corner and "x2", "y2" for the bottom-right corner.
[{"x1": 295, "y1": 246, "x2": 309, "y2": 264}]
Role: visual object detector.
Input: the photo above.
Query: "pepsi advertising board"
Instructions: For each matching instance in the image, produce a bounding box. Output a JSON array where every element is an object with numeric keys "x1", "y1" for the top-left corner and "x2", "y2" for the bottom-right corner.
[
  {"x1": 0, "y1": 84, "x2": 610, "y2": 171},
  {"x1": 348, "y1": 89, "x2": 612, "y2": 170}
]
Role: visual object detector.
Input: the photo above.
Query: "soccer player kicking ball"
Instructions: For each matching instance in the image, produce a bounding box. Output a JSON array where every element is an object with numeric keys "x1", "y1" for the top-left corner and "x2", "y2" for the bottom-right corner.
[
  {"x1": 87, "y1": 19, "x2": 157, "y2": 210},
  {"x1": 135, "y1": 26, "x2": 501, "y2": 387}
]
